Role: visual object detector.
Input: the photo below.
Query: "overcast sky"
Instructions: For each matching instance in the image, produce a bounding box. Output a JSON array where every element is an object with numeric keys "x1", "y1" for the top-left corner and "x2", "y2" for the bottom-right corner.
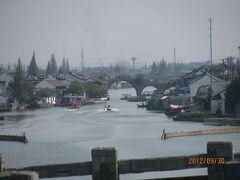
[{"x1": 0, "y1": 0, "x2": 240, "y2": 68}]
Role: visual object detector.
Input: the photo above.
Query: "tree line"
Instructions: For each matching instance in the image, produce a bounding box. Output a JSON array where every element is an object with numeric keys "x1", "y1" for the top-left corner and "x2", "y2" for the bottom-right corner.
[
  {"x1": 7, "y1": 52, "x2": 71, "y2": 79},
  {"x1": 8, "y1": 58, "x2": 107, "y2": 107}
]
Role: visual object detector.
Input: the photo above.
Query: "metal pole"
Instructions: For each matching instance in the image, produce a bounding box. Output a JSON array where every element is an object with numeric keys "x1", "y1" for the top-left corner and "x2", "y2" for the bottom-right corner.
[
  {"x1": 238, "y1": 47, "x2": 240, "y2": 75},
  {"x1": 209, "y1": 18, "x2": 213, "y2": 98}
]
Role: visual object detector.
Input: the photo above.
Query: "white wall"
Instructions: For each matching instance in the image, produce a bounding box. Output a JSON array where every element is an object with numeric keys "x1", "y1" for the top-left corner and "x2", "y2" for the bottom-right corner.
[
  {"x1": 0, "y1": 86, "x2": 7, "y2": 94},
  {"x1": 190, "y1": 75, "x2": 211, "y2": 98},
  {"x1": 211, "y1": 81, "x2": 230, "y2": 97},
  {"x1": 42, "y1": 96, "x2": 56, "y2": 104},
  {"x1": 211, "y1": 99, "x2": 221, "y2": 114},
  {"x1": 0, "y1": 95, "x2": 7, "y2": 104},
  {"x1": 189, "y1": 74, "x2": 230, "y2": 99}
]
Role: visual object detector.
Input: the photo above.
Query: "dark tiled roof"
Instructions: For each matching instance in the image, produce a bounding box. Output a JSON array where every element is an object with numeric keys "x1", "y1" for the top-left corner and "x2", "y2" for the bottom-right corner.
[{"x1": 45, "y1": 79, "x2": 66, "y2": 87}]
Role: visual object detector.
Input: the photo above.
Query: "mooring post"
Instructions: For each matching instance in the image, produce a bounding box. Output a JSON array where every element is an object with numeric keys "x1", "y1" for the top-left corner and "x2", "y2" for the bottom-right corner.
[
  {"x1": 91, "y1": 147, "x2": 119, "y2": 180},
  {"x1": 207, "y1": 141, "x2": 233, "y2": 180},
  {"x1": 0, "y1": 154, "x2": 4, "y2": 172}
]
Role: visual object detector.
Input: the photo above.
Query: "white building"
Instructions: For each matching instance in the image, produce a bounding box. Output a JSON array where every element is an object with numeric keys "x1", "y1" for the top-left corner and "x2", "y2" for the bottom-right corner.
[
  {"x1": 41, "y1": 97, "x2": 56, "y2": 105},
  {"x1": 0, "y1": 85, "x2": 8, "y2": 104},
  {"x1": 211, "y1": 90, "x2": 226, "y2": 115},
  {"x1": 0, "y1": 73, "x2": 13, "y2": 87},
  {"x1": 189, "y1": 72, "x2": 230, "y2": 100},
  {"x1": 36, "y1": 79, "x2": 66, "y2": 92}
]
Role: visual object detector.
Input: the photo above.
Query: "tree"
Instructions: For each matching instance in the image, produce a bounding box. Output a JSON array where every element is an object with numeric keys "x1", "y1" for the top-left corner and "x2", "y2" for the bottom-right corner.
[
  {"x1": 36, "y1": 88, "x2": 56, "y2": 98},
  {"x1": 225, "y1": 76, "x2": 240, "y2": 112},
  {"x1": 151, "y1": 62, "x2": 158, "y2": 74},
  {"x1": 49, "y1": 54, "x2": 58, "y2": 77},
  {"x1": 9, "y1": 58, "x2": 35, "y2": 104},
  {"x1": 159, "y1": 58, "x2": 167, "y2": 75},
  {"x1": 66, "y1": 81, "x2": 85, "y2": 96},
  {"x1": 7, "y1": 63, "x2": 11, "y2": 71},
  {"x1": 45, "y1": 61, "x2": 51, "y2": 76},
  {"x1": 66, "y1": 81, "x2": 107, "y2": 98},
  {"x1": 28, "y1": 51, "x2": 39, "y2": 77},
  {"x1": 59, "y1": 58, "x2": 66, "y2": 75},
  {"x1": 133, "y1": 74, "x2": 145, "y2": 87},
  {"x1": 66, "y1": 59, "x2": 70, "y2": 73},
  {"x1": 84, "y1": 83, "x2": 107, "y2": 98},
  {"x1": 98, "y1": 72, "x2": 109, "y2": 80}
]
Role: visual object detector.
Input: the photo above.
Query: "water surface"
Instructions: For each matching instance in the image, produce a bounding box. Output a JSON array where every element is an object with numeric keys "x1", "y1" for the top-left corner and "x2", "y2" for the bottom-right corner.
[{"x1": 0, "y1": 88, "x2": 239, "y2": 179}]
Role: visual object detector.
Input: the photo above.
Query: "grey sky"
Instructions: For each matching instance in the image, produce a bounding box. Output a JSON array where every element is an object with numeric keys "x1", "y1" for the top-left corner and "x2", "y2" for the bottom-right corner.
[{"x1": 0, "y1": 0, "x2": 240, "y2": 68}]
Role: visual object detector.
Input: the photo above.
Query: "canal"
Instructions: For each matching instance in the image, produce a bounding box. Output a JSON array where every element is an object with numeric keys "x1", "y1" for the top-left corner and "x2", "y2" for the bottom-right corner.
[{"x1": 0, "y1": 88, "x2": 240, "y2": 179}]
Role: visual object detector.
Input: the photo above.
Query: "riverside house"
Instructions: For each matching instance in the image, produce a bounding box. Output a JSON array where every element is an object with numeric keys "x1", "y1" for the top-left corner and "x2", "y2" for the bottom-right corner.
[
  {"x1": 0, "y1": 73, "x2": 13, "y2": 87},
  {"x1": 189, "y1": 72, "x2": 230, "y2": 100},
  {"x1": 189, "y1": 72, "x2": 231, "y2": 115},
  {"x1": 36, "y1": 78, "x2": 66, "y2": 94}
]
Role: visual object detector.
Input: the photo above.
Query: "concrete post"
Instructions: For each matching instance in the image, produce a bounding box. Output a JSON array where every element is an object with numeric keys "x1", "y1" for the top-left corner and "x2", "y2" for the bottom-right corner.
[
  {"x1": 91, "y1": 147, "x2": 118, "y2": 180},
  {"x1": 207, "y1": 141, "x2": 233, "y2": 180},
  {"x1": 0, "y1": 154, "x2": 4, "y2": 172},
  {"x1": 10, "y1": 171, "x2": 39, "y2": 180}
]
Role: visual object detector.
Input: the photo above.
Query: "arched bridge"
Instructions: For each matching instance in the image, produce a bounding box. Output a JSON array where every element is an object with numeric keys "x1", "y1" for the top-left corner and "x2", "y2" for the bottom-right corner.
[{"x1": 106, "y1": 75, "x2": 169, "y2": 96}]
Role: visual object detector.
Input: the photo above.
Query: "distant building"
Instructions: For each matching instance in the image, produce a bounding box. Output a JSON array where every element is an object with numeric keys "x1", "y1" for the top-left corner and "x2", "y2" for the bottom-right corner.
[
  {"x1": 36, "y1": 78, "x2": 66, "y2": 94},
  {"x1": 59, "y1": 73, "x2": 86, "y2": 87},
  {"x1": 189, "y1": 72, "x2": 230, "y2": 100},
  {"x1": 61, "y1": 95, "x2": 83, "y2": 105},
  {"x1": 0, "y1": 85, "x2": 8, "y2": 104},
  {"x1": 0, "y1": 73, "x2": 13, "y2": 87},
  {"x1": 39, "y1": 97, "x2": 56, "y2": 106}
]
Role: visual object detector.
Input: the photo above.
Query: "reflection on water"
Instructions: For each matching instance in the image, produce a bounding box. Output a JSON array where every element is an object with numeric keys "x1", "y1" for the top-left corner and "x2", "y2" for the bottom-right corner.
[{"x1": 0, "y1": 88, "x2": 240, "y2": 180}]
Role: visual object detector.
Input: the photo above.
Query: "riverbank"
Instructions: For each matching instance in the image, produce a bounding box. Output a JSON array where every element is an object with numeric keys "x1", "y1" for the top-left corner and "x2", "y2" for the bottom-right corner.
[
  {"x1": 1, "y1": 88, "x2": 240, "y2": 179},
  {"x1": 0, "y1": 134, "x2": 28, "y2": 143},
  {"x1": 173, "y1": 117, "x2": 240, "y2": 126},
  {"x1": 162, "y1": 128, "x2": 240, "y2": 139}
]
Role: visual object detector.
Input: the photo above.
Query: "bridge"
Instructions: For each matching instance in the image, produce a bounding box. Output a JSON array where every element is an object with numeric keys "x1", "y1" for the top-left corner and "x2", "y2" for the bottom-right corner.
[
  {"x1": 1, "y1": 141, "x2": 240, "y2": 180},
  {"x1": 106, "y1": 74, "x2": 171, "y2": 96}
]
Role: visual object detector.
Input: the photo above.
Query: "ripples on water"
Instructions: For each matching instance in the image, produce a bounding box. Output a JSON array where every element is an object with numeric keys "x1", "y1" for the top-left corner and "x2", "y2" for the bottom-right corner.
[{"x1": 0, "y1": 88, "x2": 240, "y2": 180}]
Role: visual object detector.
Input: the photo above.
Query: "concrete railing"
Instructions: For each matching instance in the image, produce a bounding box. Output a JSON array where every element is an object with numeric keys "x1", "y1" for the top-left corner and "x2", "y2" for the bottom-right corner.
[{"x1": 1, "y1": 141, "x2": 240, "y2": 180}]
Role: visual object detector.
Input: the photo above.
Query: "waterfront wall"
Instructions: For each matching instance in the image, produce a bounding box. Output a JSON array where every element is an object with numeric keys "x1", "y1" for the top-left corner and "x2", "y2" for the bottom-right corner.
[
  {"x1": 0, "y1": 141, "x2": 240, "y2": 180},
  {"x1": 0, "y1": 134, "x2": 28, "y2": 143},
  {"x1": 165, "y1": 128, "x2": 240, "y2": 139}
]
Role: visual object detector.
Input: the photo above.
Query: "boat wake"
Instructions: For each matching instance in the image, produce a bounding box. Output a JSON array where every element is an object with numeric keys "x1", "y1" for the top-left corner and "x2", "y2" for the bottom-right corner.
[{"x1": 100, "y1": 108, "x2": 119, "y2": 112}]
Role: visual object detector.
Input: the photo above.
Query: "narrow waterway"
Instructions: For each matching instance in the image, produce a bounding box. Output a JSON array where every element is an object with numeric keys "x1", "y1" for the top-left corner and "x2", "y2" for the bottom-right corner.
[{"x1": 0, "y1": 88, "x2": 240, "y2": 180}]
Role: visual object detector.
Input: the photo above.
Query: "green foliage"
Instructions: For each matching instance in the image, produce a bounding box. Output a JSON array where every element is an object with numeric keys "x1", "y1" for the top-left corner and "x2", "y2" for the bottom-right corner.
[
  {"x1": 28, "y1": 52, "x2": 39, "y2": 77},
  {"x1": 176, "y1": 110, "x2": 209, "y2": 119},
  {"x1": 133, "y1": 74, "x2": 145, "y2": 87},
  {"x1": 45, "y1": 62, "x2": 51, "y2": 76},
  {"x1": 66, "y1": 81, "x2": 107, "y2": 98},
  {"x1": 159, "y1": 58, "x2": 167, "y2": 75},
  {"x1": 45, "y1": 54, "x2": 58, "y2": 77},
  {"x1": 9, "y1": 58, "x2": 35, "y2": 104},
  {"x1": 193, "y1": 95, "x2": 210, "y2": 111},
  {"x1": 66, "y1": 81, "x2": 85, "y2": 96},
  {"x1": 98, "y1": 73, "x2": 109, "y2": 80},
  {"x1": 225, "y1": 76, "x2": 240, "y2": 112},
  {"x1": 66, "y1": 59, "x2": 70, "y2": 73},
  {"x1": 36, "y1": 88, "x2": 56, "y2": 98},
  {"x1": 146, "y1": 97, "x2": 164, "y2": 110},
  {"x1": 84, "y1": 83, "x2": 107, "y2": 98},
  {"x1": 59, "y1": 58, "x2": 70, "y2": 75},
  {"x1": 151, "y1": 62, "x2": 158, "y2": 74}
]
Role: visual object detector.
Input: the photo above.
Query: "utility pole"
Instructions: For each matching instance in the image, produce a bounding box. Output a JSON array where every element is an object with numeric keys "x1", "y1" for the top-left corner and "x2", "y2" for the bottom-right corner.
[
  {"x1": 131, "y1": 57, "x2": 137, "y2": 72},
  {"x1": 209, "y1": 18, "x2": 213, "y2": 98},
  {"x1": 238, "y1": 47, "x2": 240, "y2": 75},
  {"x1": 81, "y1": 48, "x2": 84, "y2": 72},
  {"x1": 173, "y1": 47, "x2": 176, "y2": 74}
]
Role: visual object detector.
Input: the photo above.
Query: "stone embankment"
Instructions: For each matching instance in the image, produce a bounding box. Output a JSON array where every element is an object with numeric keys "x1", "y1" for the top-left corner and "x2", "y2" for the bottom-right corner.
[
  {"x1": 0, "y1": 134, "x2": 28, "y2": 143},
  {"x1": 162, "y1": 128, "x2": 240, "y2": 139}
]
